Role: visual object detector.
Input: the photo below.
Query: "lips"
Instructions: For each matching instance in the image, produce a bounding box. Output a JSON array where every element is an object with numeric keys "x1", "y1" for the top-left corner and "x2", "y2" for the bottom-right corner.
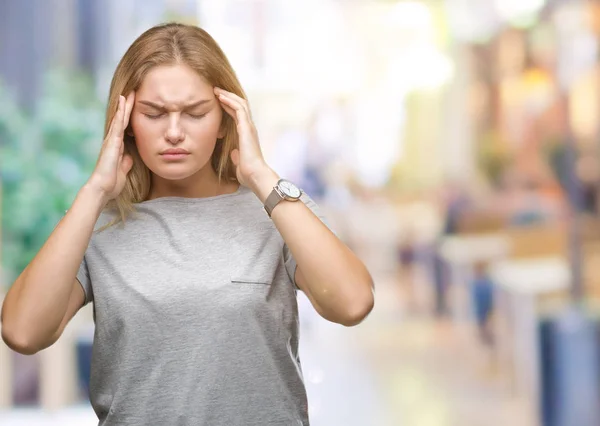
[
  {"x1": 160, "y1": 148, "x2": 190, "y2": 161},
  {"x1": 160, "y1": 148, "x2": 189, "y2": 155}
]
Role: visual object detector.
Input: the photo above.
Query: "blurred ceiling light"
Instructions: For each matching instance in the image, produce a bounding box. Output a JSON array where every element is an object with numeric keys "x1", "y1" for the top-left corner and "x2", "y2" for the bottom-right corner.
[
  {"x1": 495, "y1": 0, "x2": 546, "y2": 27},
  {"x1": 388, "y1": 45, "x2": 455, "y2": 92},
  {"x1": 385, "y1": 1, "x2": 432, "y2": 30},
  {"x1": 444, "y1": 0, "x2": 501, "y2": 43},
  {"x1": 353, "y1": 94, "x2": 405, "y2": 188}
]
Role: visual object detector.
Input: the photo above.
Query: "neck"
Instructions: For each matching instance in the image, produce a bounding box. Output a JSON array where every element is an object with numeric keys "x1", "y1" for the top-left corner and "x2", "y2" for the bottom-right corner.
[{"x1": 147, "y1": 167, "x2": 239, "y2": 200}]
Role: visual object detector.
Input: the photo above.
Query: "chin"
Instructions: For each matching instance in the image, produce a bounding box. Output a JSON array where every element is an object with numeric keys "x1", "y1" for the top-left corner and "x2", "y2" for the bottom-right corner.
[{"x1": 151, "y1": 163, "x2": 206, "y2": 181}]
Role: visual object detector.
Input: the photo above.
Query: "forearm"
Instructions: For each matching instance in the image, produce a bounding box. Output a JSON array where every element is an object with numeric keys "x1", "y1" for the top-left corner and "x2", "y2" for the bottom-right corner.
[
  {"x1": 1, "y1": 185, "x2": 105, "y2": 350},
  {"x1": 250, "y1": 168, "x2": 374, "y2": 325}
]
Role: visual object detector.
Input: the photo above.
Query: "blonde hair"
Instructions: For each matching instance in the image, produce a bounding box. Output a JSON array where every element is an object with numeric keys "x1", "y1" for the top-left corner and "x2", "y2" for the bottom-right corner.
[{"x1": 103, "y1": 23, "x2": 244, "y2": 223}]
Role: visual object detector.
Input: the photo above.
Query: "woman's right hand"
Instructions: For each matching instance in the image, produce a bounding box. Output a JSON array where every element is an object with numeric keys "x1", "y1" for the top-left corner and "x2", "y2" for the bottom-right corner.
[{"x1": 87, "y1": 92, "x2": 135, "y2": 203}]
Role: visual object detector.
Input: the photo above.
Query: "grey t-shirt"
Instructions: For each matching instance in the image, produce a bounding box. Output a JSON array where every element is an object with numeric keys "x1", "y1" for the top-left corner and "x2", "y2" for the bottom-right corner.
[{"x1": 77, "y1": 185, "x2": 327, "y2": 426}]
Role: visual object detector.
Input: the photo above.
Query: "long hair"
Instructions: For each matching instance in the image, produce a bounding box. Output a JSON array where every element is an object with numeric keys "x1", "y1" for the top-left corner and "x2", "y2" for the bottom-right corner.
[{"x1": 103, "y1": 23, "x2": 243, "y2": 223}]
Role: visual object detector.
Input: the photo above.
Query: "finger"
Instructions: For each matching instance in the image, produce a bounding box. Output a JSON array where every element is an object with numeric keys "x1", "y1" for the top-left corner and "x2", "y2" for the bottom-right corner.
[
  {"x1": 123, "y1": 92, "x2": 135, "y2": 130},
  {"x1": 105, "y1": 98, "x2": 122, "y2": 141},
  {"x1": 103, "y1": 97, "x2": 126, "y2": 162},
  {"x1": 111, "y1": 96, "x2": 126, "y2": 139},
  {"x1": 216, "y1": 88, "x2": 251, "y2": 118},
  {"x1": 215, "y1": 87, "x2": 247, "y2": 106},
  {"x1": 106, "y1": 120, "x2": 115, "y2": 141},
  {"x1": 230, "y1": 148, "x2": 240, "y2": 167},
  {"x1": 220, "y1": 101, "x2": 238, "y2": 124},
  {"x1": 231, "y1": 94, "x2": 251, "y2": 119},
  {"x1": 98, "y1": 99, "x2": 123, "y2": 166},
  {"x1": 218, "y1": 94, "x2": 251, "y2": 130}
]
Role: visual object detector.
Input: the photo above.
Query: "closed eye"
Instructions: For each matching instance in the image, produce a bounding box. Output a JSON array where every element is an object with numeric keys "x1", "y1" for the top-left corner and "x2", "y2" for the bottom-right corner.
[
  {"x1": 143, "y1": 112, "x2": 206, "y2": 119},
  {"x1": 144, "y1": 113, "x2": 164, "y2": 119},
  {"x1": 187, "y1": 113, "x2": 207, "y2": 119}
]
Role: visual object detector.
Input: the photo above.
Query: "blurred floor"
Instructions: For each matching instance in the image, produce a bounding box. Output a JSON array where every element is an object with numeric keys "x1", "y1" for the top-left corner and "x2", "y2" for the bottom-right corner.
[
  {"x1": 301, "y1": 273, "x2": 531, "y2": 426},
  {"x1": 350, "y1": 275, "x2": 530, "y2": 426}
]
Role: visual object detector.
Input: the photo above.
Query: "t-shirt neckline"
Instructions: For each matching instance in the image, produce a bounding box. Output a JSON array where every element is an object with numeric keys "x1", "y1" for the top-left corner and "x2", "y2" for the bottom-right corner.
[{"x1": 137, "y1": 184, "x2": 248, "y2": 205}]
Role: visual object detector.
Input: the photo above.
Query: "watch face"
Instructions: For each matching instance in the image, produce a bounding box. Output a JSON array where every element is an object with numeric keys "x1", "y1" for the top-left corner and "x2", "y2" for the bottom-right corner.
[{"x1": 279, "y1": 179, "x2": 301, "y2": 199}]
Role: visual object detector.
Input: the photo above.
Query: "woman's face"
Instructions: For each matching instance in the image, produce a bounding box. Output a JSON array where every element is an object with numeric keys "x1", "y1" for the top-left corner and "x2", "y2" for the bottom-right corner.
[{"x1": 130, "y1": 64, "x2": 224, "y2": 181}]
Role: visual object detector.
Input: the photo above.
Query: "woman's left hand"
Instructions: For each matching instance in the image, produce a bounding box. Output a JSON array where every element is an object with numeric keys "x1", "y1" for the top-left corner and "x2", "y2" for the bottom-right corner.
[{"x1": 215, "y1": 87, "x2": 271, "y2": 189}]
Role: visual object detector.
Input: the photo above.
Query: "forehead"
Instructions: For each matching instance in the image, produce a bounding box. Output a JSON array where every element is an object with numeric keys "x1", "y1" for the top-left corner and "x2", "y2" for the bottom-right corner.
[{"x1": 137, "y1": 64, "x2": 213, "y2": 105}]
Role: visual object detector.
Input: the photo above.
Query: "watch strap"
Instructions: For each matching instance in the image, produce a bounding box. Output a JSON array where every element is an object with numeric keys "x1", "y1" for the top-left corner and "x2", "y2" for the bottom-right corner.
[{"x1": 264, "y1": 187, "x2": 283, "y2": 217}]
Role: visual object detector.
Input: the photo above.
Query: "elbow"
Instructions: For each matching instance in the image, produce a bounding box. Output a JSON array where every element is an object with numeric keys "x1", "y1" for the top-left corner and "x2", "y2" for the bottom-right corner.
[
  {"x1": 339, "y1": 287, "x2": 375, "y2": 327},
  {"x1": 1, "y1": 323, "x2": 41, "y2": 355}
]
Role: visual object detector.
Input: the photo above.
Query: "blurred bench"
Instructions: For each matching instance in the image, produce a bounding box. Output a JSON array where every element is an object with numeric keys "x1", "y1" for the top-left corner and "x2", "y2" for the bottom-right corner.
[{"x1": 455, "y1": 210, "x2": 506, "y2": 236}]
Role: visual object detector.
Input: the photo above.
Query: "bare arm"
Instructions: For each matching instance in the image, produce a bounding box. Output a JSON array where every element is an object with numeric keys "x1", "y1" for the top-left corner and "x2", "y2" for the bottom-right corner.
[
  {"x1": 1, "y1": 93, "x2": 135, "y2": 354},
  {"x1": 253, "y1": 168, "x2": 374, "y2": 327},
  {"x1": 1, "y1": 188, "x2": 105, "y2": 354}
]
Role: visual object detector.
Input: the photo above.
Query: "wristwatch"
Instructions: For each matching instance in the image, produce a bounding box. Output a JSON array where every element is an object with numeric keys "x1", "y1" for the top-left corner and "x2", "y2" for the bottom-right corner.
[{"x1": 264, "y1": 179, "x2": 303, "y2": 217}]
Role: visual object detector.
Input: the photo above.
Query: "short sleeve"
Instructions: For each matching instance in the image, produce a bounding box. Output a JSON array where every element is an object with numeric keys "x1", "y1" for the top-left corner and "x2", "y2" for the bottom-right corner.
[
  {"x1": 283, "y1": 191, "x2": 335, "y2": 289},
  {"x1": 76, "y1": 255, "x2": 94, "y2": 306}
]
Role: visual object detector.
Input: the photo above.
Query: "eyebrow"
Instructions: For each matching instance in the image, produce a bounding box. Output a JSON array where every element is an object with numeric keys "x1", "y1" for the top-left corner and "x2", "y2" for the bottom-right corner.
[{"x1": 138, "y1": 99, "x2": 212, "y2": 110}]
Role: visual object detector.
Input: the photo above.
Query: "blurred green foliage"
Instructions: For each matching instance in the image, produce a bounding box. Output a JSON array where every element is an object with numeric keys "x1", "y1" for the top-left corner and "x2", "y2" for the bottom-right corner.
[{"x1": 0, "y1": 70, "x2": 105, "y2": 286}]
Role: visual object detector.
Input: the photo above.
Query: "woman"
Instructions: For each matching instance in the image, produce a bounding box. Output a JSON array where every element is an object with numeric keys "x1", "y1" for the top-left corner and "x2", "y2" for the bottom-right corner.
[{"x1": 1, "y1": 23, "x2": 374, "y2": 425}]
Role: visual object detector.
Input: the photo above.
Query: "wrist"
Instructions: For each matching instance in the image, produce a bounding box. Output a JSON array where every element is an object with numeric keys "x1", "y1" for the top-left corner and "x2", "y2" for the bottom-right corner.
[
  {"x1": 78, "y1": 183, "x2": 110, "y2": 213},
  {"x1": 248, "y1": 166, "x2": 280, "y2": 203}
]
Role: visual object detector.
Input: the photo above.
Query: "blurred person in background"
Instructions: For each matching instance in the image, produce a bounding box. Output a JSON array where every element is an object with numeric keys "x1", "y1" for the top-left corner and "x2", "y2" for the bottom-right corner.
[
  {"x1": 430, "y1": 181, "x2": 472, "y2": 318},
  {"x1": 577, "y1": 152, "x2": 600, "y2": 216},
  {"x1": 470, "y1": 261, "x2": 495, "y2": 347},
  {"x1": 441, "y1": 181, "x2": 472, "y2": 236},
  {"x1": 396, "y1": 227, "x2": 420, "y2": 315},
  {"x1": 1, "y1": 23, "x2": 374, "y2": 426}
]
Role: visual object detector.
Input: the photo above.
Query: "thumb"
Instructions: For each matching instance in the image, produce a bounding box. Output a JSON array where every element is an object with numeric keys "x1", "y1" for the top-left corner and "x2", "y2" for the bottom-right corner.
[
  {"x1": 230, "y1": 149, "x2": 240, "y2": 167},
  {"x1": 121, "y1": 154, "x2": 134, "y2": 175}
]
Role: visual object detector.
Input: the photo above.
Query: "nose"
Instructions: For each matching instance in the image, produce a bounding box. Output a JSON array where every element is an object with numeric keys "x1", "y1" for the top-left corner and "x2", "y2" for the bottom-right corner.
[{"x1": 165, "y1": 114, "x2": 185, "y2": 145}]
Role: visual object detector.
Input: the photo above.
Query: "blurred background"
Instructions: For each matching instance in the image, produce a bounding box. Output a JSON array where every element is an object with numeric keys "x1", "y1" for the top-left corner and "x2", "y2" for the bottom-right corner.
[{"x1": 2, "y1": 0, "x2": 600, "y2": 425}]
